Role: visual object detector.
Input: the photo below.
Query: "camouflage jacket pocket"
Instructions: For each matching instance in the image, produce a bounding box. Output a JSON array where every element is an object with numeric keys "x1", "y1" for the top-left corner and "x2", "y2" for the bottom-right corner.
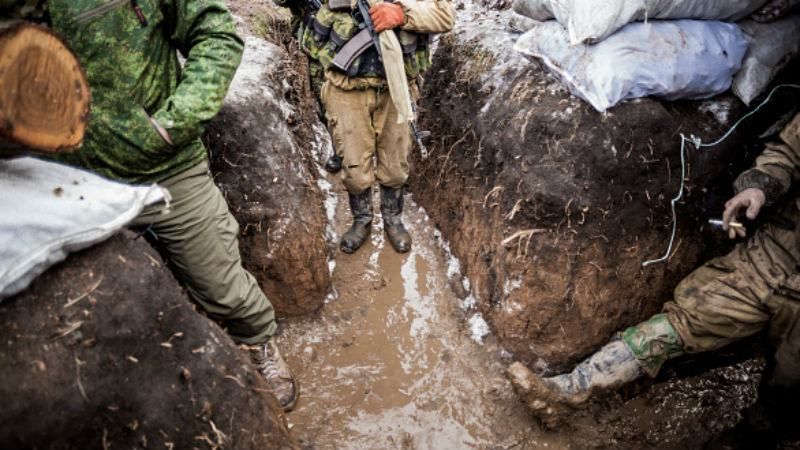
[{"x1": 87, "y1": 103, "x2": 175, "y2": 171}]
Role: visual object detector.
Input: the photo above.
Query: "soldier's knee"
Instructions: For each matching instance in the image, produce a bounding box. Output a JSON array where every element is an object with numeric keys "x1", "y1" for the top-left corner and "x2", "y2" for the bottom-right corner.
[
  {"x1": 378, "y1": 170, "x2": 407, "y2": 190},
  {"x1": 343, "y1": 168, "x2": 374, "y2": 194}
]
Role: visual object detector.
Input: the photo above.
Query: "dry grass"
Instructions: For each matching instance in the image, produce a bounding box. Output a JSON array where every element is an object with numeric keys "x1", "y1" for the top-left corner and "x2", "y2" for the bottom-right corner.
[{"x1": 253, "y1": 6, "x2": 294, "y2": 45}]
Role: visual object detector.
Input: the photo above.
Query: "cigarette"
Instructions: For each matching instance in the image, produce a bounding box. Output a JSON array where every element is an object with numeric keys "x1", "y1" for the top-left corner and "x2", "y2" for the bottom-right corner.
[{"x1": 708, "y1": 219, "x2": 744, "y2": 229}]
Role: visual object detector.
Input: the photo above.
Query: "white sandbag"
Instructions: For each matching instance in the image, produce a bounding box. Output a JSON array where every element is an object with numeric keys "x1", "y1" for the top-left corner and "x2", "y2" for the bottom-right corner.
[
  {"x1": 514, "y1": 20, "x2": 749, "y2": 112},
  {"x1": 512, "y1": 0, "x2": 767, "y2": 44},
  {"x1": 0, "y1": 157, "x2": 169, "y2": 299},
  {"x1": 733, "y1": 15, "x2": 800, "y2": 105}
]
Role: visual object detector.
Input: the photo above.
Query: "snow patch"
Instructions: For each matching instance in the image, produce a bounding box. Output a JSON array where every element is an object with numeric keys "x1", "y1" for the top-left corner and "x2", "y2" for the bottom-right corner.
[
  {"x1": 468, "y1": 313, "x2": 490, "y2": 344},
  {"x1": 699, "y1": 99, "x2": 733, "y2": 125}
]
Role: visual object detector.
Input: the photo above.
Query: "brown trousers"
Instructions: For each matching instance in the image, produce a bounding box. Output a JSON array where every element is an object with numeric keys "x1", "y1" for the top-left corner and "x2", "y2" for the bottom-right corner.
[
  {"x1": 665, "y1": 200, "x2": 800, "y2": 385},
  {"x1": 321, "y1": 81, "x2": 414, "y2": 194}
]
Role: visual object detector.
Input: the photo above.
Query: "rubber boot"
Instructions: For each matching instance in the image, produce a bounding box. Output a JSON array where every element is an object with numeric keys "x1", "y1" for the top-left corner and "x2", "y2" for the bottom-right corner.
[
  {"x1": 507, "y1": 340, "x2": 644, "y2": 429},
  {"x1": 380, "y1": 185, "x2": 411, "y2": 253},
  {"x1": 340, "y1": 189, "x2": 372, "y2": 254},
  {"x1": 507, "y1": 314, "x2": 684, "y2": 429}
]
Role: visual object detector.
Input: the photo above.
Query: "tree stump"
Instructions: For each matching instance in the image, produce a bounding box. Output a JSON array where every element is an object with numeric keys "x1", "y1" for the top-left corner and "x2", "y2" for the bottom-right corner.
[{"x1": 0, "y1": 21, "x2": 89, "y2": 153}]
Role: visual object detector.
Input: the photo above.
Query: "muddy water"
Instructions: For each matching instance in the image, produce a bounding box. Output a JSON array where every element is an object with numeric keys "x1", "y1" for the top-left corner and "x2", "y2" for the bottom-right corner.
[{"x1": 276, "y1": 186, "x2": 566, "y2": 449}]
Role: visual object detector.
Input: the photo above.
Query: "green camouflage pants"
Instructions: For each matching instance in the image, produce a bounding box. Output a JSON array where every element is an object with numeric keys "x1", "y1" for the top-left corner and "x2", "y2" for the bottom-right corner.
[
  {"x1": 624, "y1": 200, "x2": 800, "y2": 386},
  {"x1": 131, "y1": 161, "x2": 277, "y2": 344}
]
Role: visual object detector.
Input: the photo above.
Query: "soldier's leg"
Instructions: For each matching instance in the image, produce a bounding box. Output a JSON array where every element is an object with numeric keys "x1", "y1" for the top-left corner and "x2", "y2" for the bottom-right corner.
[
  {"x1": 766, "y1": 295, "x2": 800, "y2": 387},
  {"x1": 320, "y1": 82, "x2": 378, "y2": 253},
  {"x1": 508, "y1": 231, "x2": 779, "y2": 428},
  {"x1": 132, "y1": 162, "x2": 277, "y2": 343},
  {"x1": 373, "y1": 84, "x2": 414, "y2": 253},
  {"x1": 131, "y1": 162, "x2": 298, "y2": 409}
]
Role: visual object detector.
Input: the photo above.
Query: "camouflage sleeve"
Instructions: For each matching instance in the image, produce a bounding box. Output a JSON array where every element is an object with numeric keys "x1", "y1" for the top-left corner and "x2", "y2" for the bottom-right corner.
[
  {"x1": 734, "y1": 112, "x2": 800, "y2": 206},
  {"x1": 153, "y1": 0, "x2": 244, "y2": 149},
  {"x1": 395, "y1": 0, "x2": 454, "y2": 34}
]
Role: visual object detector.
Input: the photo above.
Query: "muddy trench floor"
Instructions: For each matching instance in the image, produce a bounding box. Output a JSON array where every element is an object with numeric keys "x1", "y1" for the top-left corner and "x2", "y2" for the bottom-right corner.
[{"x1": 274, "y1": 179, "x2": 561, "y2": 449}]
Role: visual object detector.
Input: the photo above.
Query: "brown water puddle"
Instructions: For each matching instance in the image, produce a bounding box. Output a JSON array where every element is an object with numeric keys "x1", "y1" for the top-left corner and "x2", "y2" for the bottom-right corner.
[{"x1": 276, "y1": 188, "x2": 568, "y2": 449}]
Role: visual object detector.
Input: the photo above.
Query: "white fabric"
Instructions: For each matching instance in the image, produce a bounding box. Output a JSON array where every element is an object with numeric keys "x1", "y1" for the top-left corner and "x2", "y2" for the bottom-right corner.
[
  {"x1": 733, "y1": 15, "x2": 800, "y2": 105},
  {"x1": 512, "y1": 0, "x2": 767, "y2": 44},
  {"x1": 0, "y1": 157, "x2": 169, "y2": 300},
  {"x1": 514, "y1": 20, "x2": 749, "y2": 112}
]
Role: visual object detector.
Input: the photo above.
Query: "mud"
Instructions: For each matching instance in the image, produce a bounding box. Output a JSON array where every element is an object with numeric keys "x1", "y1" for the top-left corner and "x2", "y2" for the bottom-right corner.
[
  {"x1": 410, "y1": 3, "x2": 800, "y2": 372},
  {"x1": 206, "y1": 29, "x2": 331, "y2": 317},
  {"x1": 277, "y1": 186, "x2": 564, "y2": 449},
  {"x1": 0, "y1": 232, "x2": 297, "y2": 449}
]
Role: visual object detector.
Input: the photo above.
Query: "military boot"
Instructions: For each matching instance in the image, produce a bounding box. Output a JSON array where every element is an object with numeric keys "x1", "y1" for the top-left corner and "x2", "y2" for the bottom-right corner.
[
  {"x1": 507, "y1": 340, "x2": 643, "y2": 429},
  {"x1": 507, "y1": 314, "x2": 683, "y2": 429},
  {"x1": 244, "y1": 339, "x2": 299, "y2": 411},
  {"x1": 380, "y1": 185, "x2": 411, "y2": 253},
  {"x1": 340, "y1": 189, "x2": 373, "y2": 254}
]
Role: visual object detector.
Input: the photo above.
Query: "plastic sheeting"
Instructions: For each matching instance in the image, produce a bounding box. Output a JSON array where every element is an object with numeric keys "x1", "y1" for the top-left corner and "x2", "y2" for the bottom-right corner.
[
  {"x1": 0, "y1": 157, "x2": 169, "y2": 300},
  {"x1": 512, "y1": 0, "x2": 767, "y2": 44},
  {"x1": 734, "y1": 15, "x2": 800, "y2": 105},
  {"x1": 514, "y1": 20, "x2": 749, "y2": 112}
]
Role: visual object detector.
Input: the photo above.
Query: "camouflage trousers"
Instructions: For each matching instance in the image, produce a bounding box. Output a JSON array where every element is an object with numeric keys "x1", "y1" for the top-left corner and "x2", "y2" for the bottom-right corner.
[
  {"x1": 321, "y1": 80, "x2": 415, "y2": 194},
  {"x1": 131, "y1": 161, "x2": 277, "y2": 345},
  {"x1": 624, "y1": 200, "x2": 800, "y2": 386}
]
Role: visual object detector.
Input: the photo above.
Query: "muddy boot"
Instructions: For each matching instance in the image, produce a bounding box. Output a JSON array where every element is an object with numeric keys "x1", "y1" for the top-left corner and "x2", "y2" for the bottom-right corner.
[
  {"x1": 507, "y1": 340, "x2": 644, "y2": 429},
  {"x1": 340, "y1": 189, "x2": 373, "y2": 254},
  {"x1": 507, "y1": 314, "x2": 683, "y2": 429},
  {"x1": 324, "y1": 154, "x2": 343, "y2": 174},
  {"x1": 380, "y1": 185, "x2": 411, "y2": 253},
  {"x1": 244, "y1": 340, "x2": 299, "y2": 411}
]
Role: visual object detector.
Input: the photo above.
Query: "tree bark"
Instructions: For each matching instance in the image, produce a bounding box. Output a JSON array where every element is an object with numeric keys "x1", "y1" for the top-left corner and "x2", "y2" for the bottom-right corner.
[{"x1": 0, "y1": 21, "x2": 89, "y2": 154}]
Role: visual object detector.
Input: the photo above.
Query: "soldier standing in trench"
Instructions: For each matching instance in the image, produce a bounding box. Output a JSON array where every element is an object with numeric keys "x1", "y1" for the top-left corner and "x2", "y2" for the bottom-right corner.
[
  {"x1": 298, "y1": 0, "x2": 455, "y2": 254},
  {"x1": 507, "y1": 112, "x2": 800, "y2": 434},
  {"x1": 1, "y1": 0, "x2": 298, "y2": 410}
]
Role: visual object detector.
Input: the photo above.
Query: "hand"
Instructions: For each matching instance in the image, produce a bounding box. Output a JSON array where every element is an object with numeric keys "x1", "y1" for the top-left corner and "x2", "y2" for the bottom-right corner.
[
  {"x1": 721, "y1": 188, "x2": 765, "y2": 239},
  {"x1": 369, "y1": 2, "x2": 405, "y2": 33}
]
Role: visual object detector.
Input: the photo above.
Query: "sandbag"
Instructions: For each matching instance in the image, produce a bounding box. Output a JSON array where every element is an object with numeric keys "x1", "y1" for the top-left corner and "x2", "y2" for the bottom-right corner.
[
  {"x1": 512, "y1": 0, "x2": 767, "y2": 44},
  {"x1": 733, "y1": 15, "x2": 800, "y2": 105},
  {"x1": 0, "y1": 157, "x2": 168, "y2": 299},
  {"x1": 514, "y1": 20, "x2": 749, "y2": 112}
]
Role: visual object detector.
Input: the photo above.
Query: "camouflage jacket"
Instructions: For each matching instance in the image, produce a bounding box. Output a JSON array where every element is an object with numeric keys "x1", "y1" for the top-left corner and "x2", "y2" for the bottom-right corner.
[
  {"x1": 735, "y1": 112, "x2": 800, "y2": 206},
  {"x1": 0, "y1": 0, "x2": 244, "y2": 183},
  {"x1": 298, "y1": 0, "x2": 454, "y2": 88}
]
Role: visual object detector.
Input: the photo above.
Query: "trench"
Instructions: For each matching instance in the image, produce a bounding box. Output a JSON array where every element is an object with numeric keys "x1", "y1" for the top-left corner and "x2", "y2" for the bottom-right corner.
[{"x1": 274, "y1": 129, "x2": 567, "y2": 448}]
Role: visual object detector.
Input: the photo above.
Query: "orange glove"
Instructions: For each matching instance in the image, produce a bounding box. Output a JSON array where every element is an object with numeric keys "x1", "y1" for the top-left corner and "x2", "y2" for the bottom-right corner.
[{"x1": 369, "y1": 2, "x2": 405, "y2": 33}]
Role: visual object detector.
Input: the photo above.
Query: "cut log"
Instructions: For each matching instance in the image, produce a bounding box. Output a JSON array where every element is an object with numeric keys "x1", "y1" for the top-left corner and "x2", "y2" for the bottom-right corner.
[{"x1": 0, "y1": 21, "x2": 89, "y2": 153}]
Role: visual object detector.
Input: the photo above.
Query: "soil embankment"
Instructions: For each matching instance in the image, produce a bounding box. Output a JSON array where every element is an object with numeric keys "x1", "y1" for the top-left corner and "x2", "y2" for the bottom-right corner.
[
  {"x1": 411, "y1": 4, "x2": 799, "y2": 372},
  {"x1": 0, "y1": 233, "x2": 297, "y2": 449},
  {"x1": 206, "y1": 29, "x2": 332, "y2": 317}
]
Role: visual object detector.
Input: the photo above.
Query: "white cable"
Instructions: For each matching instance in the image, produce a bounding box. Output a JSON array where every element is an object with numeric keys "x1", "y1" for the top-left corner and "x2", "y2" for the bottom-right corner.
[{"x1": 642, "y1": 84, "x2": 800, "y2": 267}]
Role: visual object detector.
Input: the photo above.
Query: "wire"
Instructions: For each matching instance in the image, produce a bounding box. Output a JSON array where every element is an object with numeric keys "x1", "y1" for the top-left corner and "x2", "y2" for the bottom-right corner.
[{"x1": 642, "y1": 84, "x2": 800, "y2": 267}]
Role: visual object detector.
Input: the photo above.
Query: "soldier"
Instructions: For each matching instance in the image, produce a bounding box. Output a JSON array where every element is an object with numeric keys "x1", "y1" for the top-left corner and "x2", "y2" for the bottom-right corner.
[
  {"x1": 0, "y1": 0, "x2": 298, "y2": 410},
  {"x1": 507, "y1": 113, "x2": 800, "y2": 430},
  {"x1": 301, "y1": 0, "x2": 455, "y2": 254}
]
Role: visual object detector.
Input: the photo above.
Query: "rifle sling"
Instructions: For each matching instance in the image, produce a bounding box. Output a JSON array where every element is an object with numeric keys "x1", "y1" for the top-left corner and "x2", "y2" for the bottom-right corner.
[{"x1": 332, "y1": 28, "x2": 374, "y2": 72}]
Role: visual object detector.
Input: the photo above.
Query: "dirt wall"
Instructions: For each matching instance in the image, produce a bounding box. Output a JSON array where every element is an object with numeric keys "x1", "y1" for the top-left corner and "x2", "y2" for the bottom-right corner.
[
  {"x1": 0, "y1": 232, "x2": 297, "y2": 449},
  {"x1": 206, "y1": 34, "x2": 331, "y2": 317},
  {"x1": 411, "y1": 8, "x2": 799, "y2": 371}
]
